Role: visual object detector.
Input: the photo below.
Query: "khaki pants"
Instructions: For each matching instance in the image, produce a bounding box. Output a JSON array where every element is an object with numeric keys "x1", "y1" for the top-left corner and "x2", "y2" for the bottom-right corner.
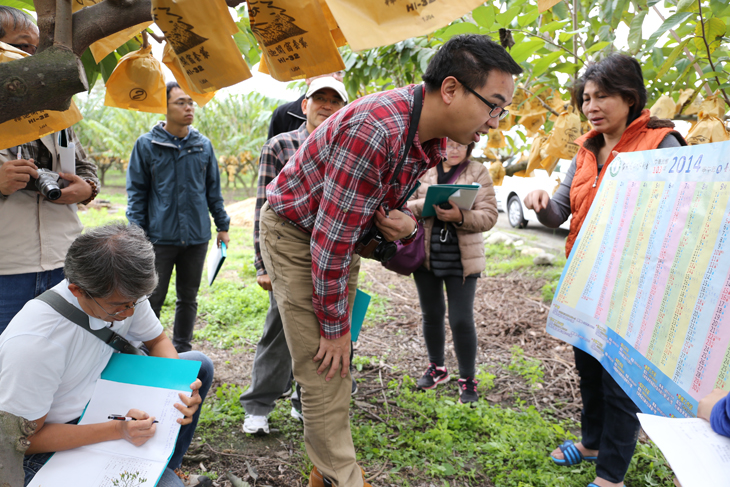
[{"x1": 260, "y1": 203, "x2": 363, "y2": 487}]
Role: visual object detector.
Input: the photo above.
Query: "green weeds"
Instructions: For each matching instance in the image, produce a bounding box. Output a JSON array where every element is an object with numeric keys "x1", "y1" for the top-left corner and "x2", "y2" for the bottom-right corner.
[{"x1": 508, "y1": 346, "x2": 545, "y2": 388}]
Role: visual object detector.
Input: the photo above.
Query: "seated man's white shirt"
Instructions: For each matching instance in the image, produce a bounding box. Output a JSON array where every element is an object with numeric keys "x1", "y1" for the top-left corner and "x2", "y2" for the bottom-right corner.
[{"x1": 0, "y1": 280, "x2": 163, "y2": 423}]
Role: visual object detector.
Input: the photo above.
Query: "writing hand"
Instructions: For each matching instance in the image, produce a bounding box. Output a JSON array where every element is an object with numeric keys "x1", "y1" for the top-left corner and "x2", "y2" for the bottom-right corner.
[{"x1": 117, "y1": 408, "x2": 157, "y2": 447}]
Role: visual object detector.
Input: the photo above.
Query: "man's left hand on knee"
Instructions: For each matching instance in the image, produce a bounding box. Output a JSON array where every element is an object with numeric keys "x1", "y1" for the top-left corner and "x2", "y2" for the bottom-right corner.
[{"x1": 313, "y1": 333, "x2": 352, "y2": 381}]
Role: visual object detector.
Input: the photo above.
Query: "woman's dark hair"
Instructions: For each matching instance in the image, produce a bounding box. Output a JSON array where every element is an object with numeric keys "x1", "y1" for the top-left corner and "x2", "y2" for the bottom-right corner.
[
  {"x1": 166, "y1": 81, "x2": 181, "y2": 101},
  {"x1": 422, "y1": 34, "x2": 522, "y2": 93},
  {"x1": 572, "y1": 54, "x2": 647, "y2": 125},
  {"x1": 465, "y1": 142, "x2": 475, "y2": 159}
]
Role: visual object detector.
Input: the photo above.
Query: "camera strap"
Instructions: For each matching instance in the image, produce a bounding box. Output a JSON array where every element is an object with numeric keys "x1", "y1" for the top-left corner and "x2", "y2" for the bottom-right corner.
[
  {"x1": 389, "y1": 84, "x2": 424, "y2": 187},
  {"x1": 36, "y1": 290, "x2": 145, "y2": 356}
]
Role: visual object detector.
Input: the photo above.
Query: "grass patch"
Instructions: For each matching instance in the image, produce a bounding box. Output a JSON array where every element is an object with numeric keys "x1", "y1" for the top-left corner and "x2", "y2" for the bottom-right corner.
[
  {"x1": 484, "y1": 243, "x2": 537, "y2": 276},
  {"x1": 349, "y1": 375, "x2": 674, "y2": 486}
]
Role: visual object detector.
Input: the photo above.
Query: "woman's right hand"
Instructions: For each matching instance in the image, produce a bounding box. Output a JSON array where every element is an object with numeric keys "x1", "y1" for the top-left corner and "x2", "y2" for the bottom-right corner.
[
  {"x1": 524, "y1": 190, "x2": 551, "y2": 213},
  {"x1": 117, "y1": 409, "x2": 157, "y2": 447}
]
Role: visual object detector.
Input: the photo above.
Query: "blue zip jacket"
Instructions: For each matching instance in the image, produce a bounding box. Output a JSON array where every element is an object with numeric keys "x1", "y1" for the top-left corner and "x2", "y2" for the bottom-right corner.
[
  {"x1": 126, "y1": 123, "x2": 229, "y2": 246},
  {"x1": 711, "y1": 393, "x2": 730, "y2": 438}
]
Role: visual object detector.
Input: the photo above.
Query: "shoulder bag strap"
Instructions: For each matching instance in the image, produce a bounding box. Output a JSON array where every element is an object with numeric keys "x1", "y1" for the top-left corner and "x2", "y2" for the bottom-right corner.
[
  {"x1": 36, "y1": 290, "x2": 145, "y2": 355},
  {"x1": 389, "y1": 85, "x2": 424, "y2": 185}
]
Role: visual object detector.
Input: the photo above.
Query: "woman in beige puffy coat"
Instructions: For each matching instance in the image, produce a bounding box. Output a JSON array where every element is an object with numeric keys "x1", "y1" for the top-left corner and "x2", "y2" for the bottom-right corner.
[{"x1": 407, "y1": 139, "x2": 497, "y2": 405}]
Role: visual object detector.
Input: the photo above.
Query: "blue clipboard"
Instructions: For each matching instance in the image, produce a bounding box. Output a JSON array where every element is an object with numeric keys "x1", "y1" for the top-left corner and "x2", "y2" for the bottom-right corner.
[{"x1": 350, "y1": 289, "x2": 371, "y2": 342}]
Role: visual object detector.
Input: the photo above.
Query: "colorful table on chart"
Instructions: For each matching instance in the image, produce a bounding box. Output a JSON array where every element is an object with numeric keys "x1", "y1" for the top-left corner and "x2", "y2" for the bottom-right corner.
[{"x1": 547, "y1": 140, "x2": 730, "y2": 418}]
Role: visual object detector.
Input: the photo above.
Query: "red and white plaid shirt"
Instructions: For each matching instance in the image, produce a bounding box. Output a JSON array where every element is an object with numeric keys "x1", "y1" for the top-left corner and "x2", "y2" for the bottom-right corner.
[{"x1": 267, "y1": 85, "x2": 445, "y2": 338}]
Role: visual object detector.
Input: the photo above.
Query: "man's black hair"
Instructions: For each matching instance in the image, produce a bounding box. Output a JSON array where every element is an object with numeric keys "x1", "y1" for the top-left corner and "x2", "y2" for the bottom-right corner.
[
  {"x1": 166, "y1": 81, "x2": 182, "y2": 101},
  {"x1": 0, "y1": 6, "x2": 35, "y2": 40},
  {"x1": 422, "y1": 34, "x2": 523, "y2": 93}
]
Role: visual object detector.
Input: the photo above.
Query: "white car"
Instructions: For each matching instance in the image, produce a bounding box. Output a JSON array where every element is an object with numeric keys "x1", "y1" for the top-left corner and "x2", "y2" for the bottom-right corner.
[{"x1": 493, "y1": 158, "x2": 572, "y2": 230}]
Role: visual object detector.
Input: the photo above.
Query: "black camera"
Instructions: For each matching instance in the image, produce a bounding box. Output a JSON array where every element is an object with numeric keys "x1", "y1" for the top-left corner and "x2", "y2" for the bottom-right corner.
[
  {"x1": 355, "y1": 226, "x2": 397, "y2": 262},
  {"x1": 25, "y1": 168, "x2": 62, "y2": 201}
]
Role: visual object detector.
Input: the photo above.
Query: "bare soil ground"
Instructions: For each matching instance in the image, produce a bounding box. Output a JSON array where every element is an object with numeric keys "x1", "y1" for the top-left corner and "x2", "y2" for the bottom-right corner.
[{"x1": 187, "y1": 260, "x2": 581, "y2": 487}]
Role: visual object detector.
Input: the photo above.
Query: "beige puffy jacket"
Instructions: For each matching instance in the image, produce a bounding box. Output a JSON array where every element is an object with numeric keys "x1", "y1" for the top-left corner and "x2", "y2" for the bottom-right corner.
[{"x1": 407, "y1": 159, "x2": 498, "y2": 279}]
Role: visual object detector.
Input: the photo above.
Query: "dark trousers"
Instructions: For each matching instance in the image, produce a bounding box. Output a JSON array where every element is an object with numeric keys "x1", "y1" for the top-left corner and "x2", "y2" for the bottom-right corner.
[
  {"x1": 574, "y1": 347, "x2": 641, "y2": 483},
  {"x1": 412, "y1": 269, "x2": 478, "y2": 379},
  {"x1": 0, "y1": 268, "x2": 65, "y2": 334},
  {"x1": 149, "y1": 243, "x2": 209, "y2": 353}
]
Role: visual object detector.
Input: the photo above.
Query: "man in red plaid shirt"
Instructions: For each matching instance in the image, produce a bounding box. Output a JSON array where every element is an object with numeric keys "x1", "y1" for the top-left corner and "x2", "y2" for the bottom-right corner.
[{"x1": 260, "y1": 34, "x2": 522, "y2": 487}]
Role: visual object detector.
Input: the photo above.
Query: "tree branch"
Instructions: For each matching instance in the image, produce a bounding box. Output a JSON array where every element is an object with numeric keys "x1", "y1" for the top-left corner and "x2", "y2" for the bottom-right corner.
[
  {"x1": 54, "y1": 0, "x2": 73, "y2": 49},
  {"x1": 697, "y1": 0, "x2": 730, "y2": 109},
  {"x1": 0, "y1": 46, "x2": 87, "y2": 123},
  {"x1": 512, "y1": 29, "x2": 583, "y2": 65},
  {"x1": 34, "y1": 0, "x2": 57, "y2": 53},
  {"x1": 652, "y1": 6, "x2": 713, "y2": 98},
  {"x1": 522, "y1": 87, "x2": 561, "y2": 117}
]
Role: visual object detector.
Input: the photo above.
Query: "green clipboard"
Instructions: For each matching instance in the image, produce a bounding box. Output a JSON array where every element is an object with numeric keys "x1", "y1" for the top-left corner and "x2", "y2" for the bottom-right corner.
[
  {"x1": 421, "y1": 183, "x2": 481, "y2": 217},
  {"x1": 350, "y1": 289, "x2": 371, "y2": 342}
]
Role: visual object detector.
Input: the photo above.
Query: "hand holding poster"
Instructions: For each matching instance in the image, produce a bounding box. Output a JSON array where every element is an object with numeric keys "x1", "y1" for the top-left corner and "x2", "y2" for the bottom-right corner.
[{"x1": 547, "y1": 141, "x2": 730, "y2": 418}]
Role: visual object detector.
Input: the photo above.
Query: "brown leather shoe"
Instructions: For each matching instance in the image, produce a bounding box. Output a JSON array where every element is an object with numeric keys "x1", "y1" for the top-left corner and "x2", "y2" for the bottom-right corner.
[{"x1": 307, "y1": 466, "x2": 372, "y2": 487}]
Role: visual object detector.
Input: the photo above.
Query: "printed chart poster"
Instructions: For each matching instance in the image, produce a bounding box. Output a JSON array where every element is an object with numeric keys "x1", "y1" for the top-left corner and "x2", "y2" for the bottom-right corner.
[{"x1": 547, "y1": 141, "x2": 730, "y2": 418}]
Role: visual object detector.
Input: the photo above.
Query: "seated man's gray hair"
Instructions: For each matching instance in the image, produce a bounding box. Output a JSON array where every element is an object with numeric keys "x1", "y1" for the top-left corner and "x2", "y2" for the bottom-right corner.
[{"x1": 64, "y1": 223, "x2": 158, "y2": 299}]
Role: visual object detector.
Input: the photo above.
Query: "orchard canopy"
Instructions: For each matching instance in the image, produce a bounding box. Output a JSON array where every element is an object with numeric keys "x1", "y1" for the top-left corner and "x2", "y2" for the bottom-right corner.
[{"x1": 0, "y1": 0, "x2": 728, "y2": 165}]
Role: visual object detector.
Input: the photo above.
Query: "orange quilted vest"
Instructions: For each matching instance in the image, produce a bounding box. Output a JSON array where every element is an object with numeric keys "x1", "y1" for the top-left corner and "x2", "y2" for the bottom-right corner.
[{"x1": 565, "y1": 110, "x2": 685, "y2": 257}]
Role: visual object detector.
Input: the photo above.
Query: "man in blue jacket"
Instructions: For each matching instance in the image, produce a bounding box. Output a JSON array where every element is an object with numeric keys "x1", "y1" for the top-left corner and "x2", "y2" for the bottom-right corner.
[{"x1": 126, "y1": 82, "x2": 230, "y2": 353}]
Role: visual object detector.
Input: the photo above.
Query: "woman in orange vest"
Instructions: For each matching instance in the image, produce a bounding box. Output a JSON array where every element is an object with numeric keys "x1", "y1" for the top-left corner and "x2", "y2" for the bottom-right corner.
[{"x1": 524, "y1": 54, "x2": 686, "y2": 487}]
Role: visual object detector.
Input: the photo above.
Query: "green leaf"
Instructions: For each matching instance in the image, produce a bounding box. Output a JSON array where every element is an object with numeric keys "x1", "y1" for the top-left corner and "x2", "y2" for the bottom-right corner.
[
  {"x1": 99, "y1": 52, "x2": 119, "y2": 84},
  {"x1": 628, "y1": 10, "x2": 647, "y2": 53},
  {"x1": 0, "y1": 0, "x2": 35, "y2": 11},
  {"x1": 509, "y1": 39, "x2": 545, "y2": 64},
  {"x1": 80, "y1": 48, "x2": 100, "y2": 93},
  {"x1": 611, "y1": 0, "x2": 631, "y2": 28},
  {"x1": 540, "y1": 19, "x2": 571, "y2": 33},
  {"x1": 656, "y1": 38, "x2": 691, "y2": 79},
  {"x1": 472, "y1": 5, "x2": 495, "y2": 30},
  {"x1": 531, "y1": 51, "x2": 563, "y2": 78},
  {"x1": 711, "y1": 0, "x2": 730, "y2": 17},
  {"x1": 718, "y1": 82, "x2": 730, "y2": 90},
  {"x1": 585, "y1": 41, "x2": 610, "y2": 54},
  {"x1": 697, "y1": 70, "x2": 729, "y2": 80},
  {"x1": 676, "y1": 0, "x2": 698, "y2": 12},
  {"x1": 645, "y1": 11, "x2": 694, "y2": 52},
  {"x1": 558, "y1": 31, "x2": 576, "y2": 42},
  {"x1": 552, "y1": 62, "x2": 579, "y2": 74},
  {"x1": 518, "y1": 9, "x2": 540, "y2": 28},
  {"x1": 651, "y1": 47, "x2": 664, "y2": 68},
  {"x1": 694, "y1": 18, "x2": 726, "y2": 54},
  {"x1": 439, "y1": 21, "x2": 479, "y2": 41},
  {"x1": 496, "y1": 5, "x2": 523, "y2": 28}
]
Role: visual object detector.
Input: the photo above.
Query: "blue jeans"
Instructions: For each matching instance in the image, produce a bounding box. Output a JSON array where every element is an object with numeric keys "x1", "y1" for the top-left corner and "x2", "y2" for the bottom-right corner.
[
  {"x1": 0, "y1": 268, "x2": 65, "y2": 334},
  {"x1": 23, "y1": 351, "x2": 214, "y2": 485}
]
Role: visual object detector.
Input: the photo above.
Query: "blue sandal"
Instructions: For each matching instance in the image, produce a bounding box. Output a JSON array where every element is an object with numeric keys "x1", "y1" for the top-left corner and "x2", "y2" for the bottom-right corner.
[{"x1": 551, "y1": 440, "x2": 598, "y2": 466}]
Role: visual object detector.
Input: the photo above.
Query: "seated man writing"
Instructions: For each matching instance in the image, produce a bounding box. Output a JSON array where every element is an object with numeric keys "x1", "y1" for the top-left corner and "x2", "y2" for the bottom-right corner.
[{"x1": 0, "y1": 223, "x2": 213, "y2": 487}]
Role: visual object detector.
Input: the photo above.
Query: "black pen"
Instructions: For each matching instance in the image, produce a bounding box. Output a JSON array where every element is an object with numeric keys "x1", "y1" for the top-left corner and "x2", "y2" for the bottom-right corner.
[{"x1": 108, "y1": 414, "x2": 159, "y2": 424}]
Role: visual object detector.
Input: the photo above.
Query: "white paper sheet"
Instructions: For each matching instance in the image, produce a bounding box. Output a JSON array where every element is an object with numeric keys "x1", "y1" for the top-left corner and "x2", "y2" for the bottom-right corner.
[
  {"x1": 28, "y1": 380, "x2": 188, "y2": 487},
  {"x1": 638, "y1": 413, "x2": 730, "y2": 487}
]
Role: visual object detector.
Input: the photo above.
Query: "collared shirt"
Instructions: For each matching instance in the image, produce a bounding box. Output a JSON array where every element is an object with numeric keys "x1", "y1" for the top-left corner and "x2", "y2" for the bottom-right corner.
[
  {"x1": 0, "y1": 280, "x2": 162, "y2": 423},
  {"x1": 254, "y1": 123, "x2": 309, "y2": 275},
  {"x1": 267, "y1": 85, "x2": 445, "y2": 338}
]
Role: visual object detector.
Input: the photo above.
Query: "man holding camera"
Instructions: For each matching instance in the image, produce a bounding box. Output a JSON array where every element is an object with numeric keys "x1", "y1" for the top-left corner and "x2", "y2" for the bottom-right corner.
[
  {"x1": 0, "y1": 6, "x2": 99, "y2": 334},
  {"x1": 260, "y1": 34, "x2": 522, "y2": 486},
  {"x1": 242, "y1": 77, "x2": 348, "y2": 436}
]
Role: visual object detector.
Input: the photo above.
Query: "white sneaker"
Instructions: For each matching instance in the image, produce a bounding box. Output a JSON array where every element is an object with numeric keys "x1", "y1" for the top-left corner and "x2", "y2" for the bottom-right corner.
[{"x1": 242, "y1": 414, "x2": 269, "y2": 436}]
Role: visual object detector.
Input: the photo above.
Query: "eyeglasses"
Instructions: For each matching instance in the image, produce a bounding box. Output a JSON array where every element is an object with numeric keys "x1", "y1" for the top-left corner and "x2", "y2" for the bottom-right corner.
[
  {"x1": 310, "y1": 94, "x2": 345, "y2": 107},
  {"x1": 446, "y1": 143, "x2": 467, "y2": 152},
  {"x1": 456, "y1": 79, "x2": 510, "y2": 120},
  {"x1": 170, "y1": 100, "x2": 196, "y2": 108},
  {"x1": 87, "y1": 292, "x2": 150, "y2": 319},
  {"x1": 7, "y1": 43, "x2": 37, "y2": 55}
]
